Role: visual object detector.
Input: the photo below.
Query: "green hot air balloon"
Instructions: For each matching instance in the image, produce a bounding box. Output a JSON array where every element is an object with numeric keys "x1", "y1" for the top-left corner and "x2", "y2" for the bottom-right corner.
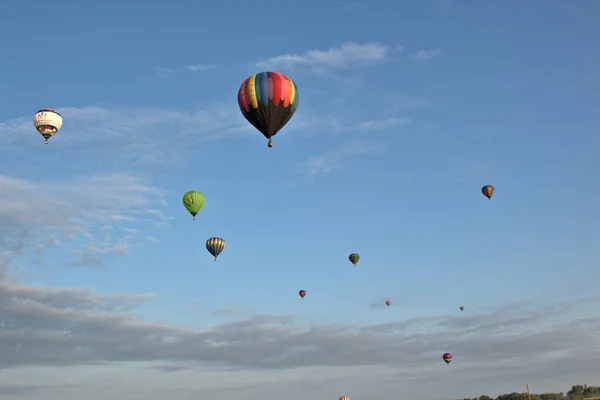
[
  {"x1": 349, "y1": 253, "x2": 360, "y2": 266},
  {"x1": 182, "y1": 190, "x2": 206, "y2": 220}
]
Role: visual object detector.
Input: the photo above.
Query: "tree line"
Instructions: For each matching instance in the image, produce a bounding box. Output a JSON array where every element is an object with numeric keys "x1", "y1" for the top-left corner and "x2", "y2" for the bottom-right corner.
[{"x1": 460, "y1": 384, "x2": 600, "y2": 400}]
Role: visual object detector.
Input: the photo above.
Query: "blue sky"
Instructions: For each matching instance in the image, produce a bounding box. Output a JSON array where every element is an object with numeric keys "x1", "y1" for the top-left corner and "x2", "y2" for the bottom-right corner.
[{"x1": 0, "y1": 1, "x2": 599, "y2": 399}]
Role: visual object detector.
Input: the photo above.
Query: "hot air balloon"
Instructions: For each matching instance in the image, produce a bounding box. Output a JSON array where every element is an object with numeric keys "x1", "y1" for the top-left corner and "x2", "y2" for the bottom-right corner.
[
  {"x1": 299, "y1": 290, "x2": 306, "y2": 298},
  {"x1": 443, "y1": 353, "x2": 452, "y2": 365},
  {"x1": 349, "y1": 253, "x2": 360, "y2": 266},
  {"x1": 481, "y1": 185, "x2": 495, "y2": 199},
  {"x1": 460, "y1": 306, "x2": 465, "y2": 311},
  {"x1": 339, "y1": 397, "x2": 350, "y2": 400},
  {"x1": 182, "y1": 190, "x2": 206, "y2": 220},
  {"x1": 33, "y1": 109, "x2": 62, "y2": 144},
  {"x1": 386, "y1": 300, "x2": 391, "y2": 306},
  {"x1": 237, "y1": 71, "x2": 299, "y2": 147},
  {"x1": 206, "y1": 237, "x2": 225, "y2": 261}
]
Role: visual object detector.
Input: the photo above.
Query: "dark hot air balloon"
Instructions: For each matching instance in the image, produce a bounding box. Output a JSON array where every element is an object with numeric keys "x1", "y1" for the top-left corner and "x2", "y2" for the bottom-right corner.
[
  {"x1": 349, "y1": 253, "x2": 360, "y2": 266},
  {"x1": 460, "y1": 306, "x2": 464, "y2": 311},
  {"x1": 386, "y1": 300, "x2": 391, "y2": 306},
  {"x1": 238, "y1": 71, "x2": 299, "y2": 147},
  {"x1": 206, "y1": 237, "x2": 226, "y2": 261},
  {"x1": 299, "y1": 290, "x2": 306, "y2": 298},
  {"x1": 443, "y1": 353, "x2": 452, "y2": 365},
  {"x1": 481, "y1": 185, "x2": 495, "y2": 199}
]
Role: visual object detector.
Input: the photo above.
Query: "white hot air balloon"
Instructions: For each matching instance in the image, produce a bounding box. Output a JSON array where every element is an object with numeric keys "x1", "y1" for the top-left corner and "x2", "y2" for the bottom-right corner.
[{"x1": 33, "y1": 109, "x2": 63, "y2": 144}]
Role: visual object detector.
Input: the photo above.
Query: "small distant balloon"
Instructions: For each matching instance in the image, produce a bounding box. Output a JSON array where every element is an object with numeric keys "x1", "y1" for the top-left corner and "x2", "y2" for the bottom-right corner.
[
  {"x1": 386, "y1": 300, "x2": 391, "y2": 306},
  {"x1": 339, "y1": 397, "x2": 350, "y2": 400},
  {"x1": 206, "y1": 237, "x2": 226, "y2": 261},
  {"x1": 299, "y1": 290, "x2": 306, "y2": 298},
  {"x1": 182, "y1": 190, "x2": 206, "y2": 220},
  {"x1": 349, "y1": 253, "x2": 360, "y2": 266},
  {"x1": 481, "y1": 185, "x2": 495, "y2": 199},
  {"x1": 33, "y1": 109, "x2": 62, "y2": 144},
  {"x1": 460, "y1": 305, "x2": 464, "y2": 311},
  {"x1": 443, "y1": 353, "x2": 452, "y2": 365}
]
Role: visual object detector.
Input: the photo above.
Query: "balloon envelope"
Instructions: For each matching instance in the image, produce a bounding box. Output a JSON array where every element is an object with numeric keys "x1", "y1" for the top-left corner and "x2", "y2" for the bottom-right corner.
[
  {"x1": 481, "y1": 185, "x2": 495, "y2": 199},
  {"x1": 182, "y1": 191, "x2": 206, "y2": 219},
  {"x1": 206, "y1": 237, "x2": 226, "y2": 261},
  {"x1": 33, "y1": 109, "x2": 62, "y2": 144},
  {"x1": 443, "y1": 353, "x2": 452, "y2": 364},
  {"x1": 238, "y1": 71, "x2": 299, "y2": 146}
]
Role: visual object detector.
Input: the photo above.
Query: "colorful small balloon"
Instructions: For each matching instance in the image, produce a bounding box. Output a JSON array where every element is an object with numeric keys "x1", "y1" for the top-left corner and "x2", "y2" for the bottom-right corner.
[
  {"x1": 349, "y1": 253, "x2": 360, "y2": 266},
  {"x1": 443, "y1": 353, "x2": 452, "y2": 365},
  {"x1": 386, "y1": 300, "x2": 391, "y2": 306},
  {"x1": 299, "y1": 290, "x2": 306, "y2": 298},
  {"x1": 33, "y1": 109, "x2": 63, "y2": 144}
]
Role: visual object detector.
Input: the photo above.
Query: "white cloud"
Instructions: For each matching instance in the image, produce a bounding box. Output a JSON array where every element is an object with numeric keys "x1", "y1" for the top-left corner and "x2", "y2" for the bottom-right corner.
[
  {"x1": 254, "y1": 42, "x2": 398, "y2": 71},
  {"x1": 297, "y1": 141, "x2": 384, "y2": 176},
  {"x1": 0, "y1": 173, "x2": 167, "y2": 267},
  {"x1": 412, "y1": 49, "x2": 445, "y2": 61},
  {"x1": 0, "y1": 105, "x2": 250, "y2": 166},
  {"x1": 0, "y1": 277, "x2": 598, "y2": 399},
  {"x1": 185, "y1": 64, "x2": 218, "y2": 72},
  {"x1": 293, "y1": 117, "x2": 409, "y2": 176},
  {"x1": 154, "y1": 67, "x2": 175, "y2": 79},
  {"x1": 351, "y1": 117, "x2": 411, "y2": 131}
]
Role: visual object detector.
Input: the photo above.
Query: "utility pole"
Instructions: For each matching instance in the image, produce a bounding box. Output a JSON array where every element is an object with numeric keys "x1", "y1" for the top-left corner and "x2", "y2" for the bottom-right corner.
[{"x1": 526, "y1": 382, "x2": 531, "y2": 400}]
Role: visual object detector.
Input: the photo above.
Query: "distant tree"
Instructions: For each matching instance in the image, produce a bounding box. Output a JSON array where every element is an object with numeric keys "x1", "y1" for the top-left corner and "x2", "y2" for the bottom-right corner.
[{"x1": 459, "y1": 384, "x2": 599, "y2": 400}]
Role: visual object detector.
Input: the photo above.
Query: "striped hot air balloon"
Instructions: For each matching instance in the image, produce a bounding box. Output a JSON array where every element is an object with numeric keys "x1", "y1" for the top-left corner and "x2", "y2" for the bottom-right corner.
[
  {"x1": 238, "y1": 71, "x2": 299, "y2": 147},
  {"x1": 206, "y1": 237, "x2": 226, "y2": 261}
]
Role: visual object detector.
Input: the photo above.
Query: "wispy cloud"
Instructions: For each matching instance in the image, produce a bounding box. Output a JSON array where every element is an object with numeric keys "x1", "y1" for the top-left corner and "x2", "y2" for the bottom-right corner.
[
  {"x1": 297, "y1": 141, "x2": 384, "y2": 176},
  {"x1": 412, "y1": 49, "x2": 444, "y2": 61},
  {"x1": 0, "y1": 105, "x2": 250, "y2": 166},
  {"x1": 154, "y1": 67, "x2": 175, "y2": 79},
  {"x1": 0, "y1": 173, "x2": 168, "y2": 267},
  {"x1": 254, "y1": 42, "x2": 400, "y2": 71},
  {"x1": 350, "y1": 117, "x2": 411, "y2": 131},
  {"x1": 185, "y1": 64, "x2": 218, "y2": 72},
  {"x1": 291, "y1": 116, "x2": 410, "y2": 138},
  {"x1": 385, "y1": 94, "x2": 431, "y2": 111}
]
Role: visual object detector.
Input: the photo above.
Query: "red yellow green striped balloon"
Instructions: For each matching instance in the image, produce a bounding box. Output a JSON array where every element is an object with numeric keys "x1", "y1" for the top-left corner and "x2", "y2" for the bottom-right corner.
[{"x1": 237, "y1": 71, "x2": 299, "y2": 147}]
